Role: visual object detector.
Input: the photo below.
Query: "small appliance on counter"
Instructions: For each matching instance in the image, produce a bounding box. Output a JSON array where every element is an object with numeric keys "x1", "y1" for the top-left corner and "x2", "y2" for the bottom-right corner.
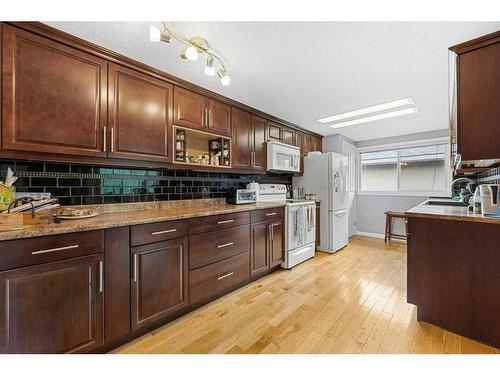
[
  {"x1": 258, "y1": 184, "x2": 287, "y2": 202},
  {"x1": 226, "y1": 188, "x2": 258, "y2": 205},
  {"x1": 479, "y1": 184, "x2": 500, "y2": 217}
]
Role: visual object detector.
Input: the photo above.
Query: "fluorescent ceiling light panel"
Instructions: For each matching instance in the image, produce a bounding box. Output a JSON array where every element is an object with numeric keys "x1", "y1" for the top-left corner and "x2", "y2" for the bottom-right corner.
[
  {"x1": 329, "y1": 107, "x2": 418, "y2": 129},
  {"x1": 318, "y1": 97, "x2": 415, "y2": 124}
]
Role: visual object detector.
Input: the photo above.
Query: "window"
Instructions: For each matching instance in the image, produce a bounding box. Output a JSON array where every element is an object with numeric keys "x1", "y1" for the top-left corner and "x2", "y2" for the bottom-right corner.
[{"x1": 359, "y1": 143, "x2": 449, "y2": 195}]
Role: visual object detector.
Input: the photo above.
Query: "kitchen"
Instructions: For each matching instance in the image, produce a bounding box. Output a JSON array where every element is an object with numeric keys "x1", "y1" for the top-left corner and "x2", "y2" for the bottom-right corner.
[{"x1": 1, "y1": 2, "x2": 500, "y2": 373}]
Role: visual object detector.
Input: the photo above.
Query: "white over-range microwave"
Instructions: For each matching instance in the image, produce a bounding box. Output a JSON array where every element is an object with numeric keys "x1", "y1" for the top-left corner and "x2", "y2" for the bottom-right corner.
[{"x1": 267, "y1": 141, "x2": 301, "y2": 173}]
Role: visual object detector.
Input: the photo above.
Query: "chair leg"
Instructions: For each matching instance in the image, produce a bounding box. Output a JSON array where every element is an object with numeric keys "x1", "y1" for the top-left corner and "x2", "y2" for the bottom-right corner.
[
  {"x1": 387, "y1": 216, "x2": 392, "y2": 242},
  {"x1": 384, "y1": 215, "x2": 389, "y2": 242}
]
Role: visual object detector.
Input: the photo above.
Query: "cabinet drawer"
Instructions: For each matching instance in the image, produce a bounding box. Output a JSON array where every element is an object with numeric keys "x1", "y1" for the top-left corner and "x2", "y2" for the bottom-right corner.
[
  {"x1": 189, "y1": 252, "x2": 250, "y2": 304},
  {"x1": 189, "y1": 225, "x2": 250, "y2": 270},
  {"x1": 251, "y1": 207, "x2": 284, "y2": 223},
  {"x1": 189, "y1": 211, "x2": 250, "y2": 235},
  {"x1": 131, "y1": 219, "x2": 188, "y2": 246},
  {"x1": 0, "y1": 231, "x2": 103, "y2": 272}
]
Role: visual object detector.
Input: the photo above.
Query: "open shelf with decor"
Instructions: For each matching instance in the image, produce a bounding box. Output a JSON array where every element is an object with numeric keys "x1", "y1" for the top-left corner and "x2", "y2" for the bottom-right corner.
[{"x1": 173, "y1": 126, "x2": 231, "y2": 168}]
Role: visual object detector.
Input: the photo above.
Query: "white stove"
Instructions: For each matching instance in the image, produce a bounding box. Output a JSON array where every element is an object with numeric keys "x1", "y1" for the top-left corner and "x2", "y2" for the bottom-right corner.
[{"x1": 258, "y1": 184, "x2": 316, "y2": 269}]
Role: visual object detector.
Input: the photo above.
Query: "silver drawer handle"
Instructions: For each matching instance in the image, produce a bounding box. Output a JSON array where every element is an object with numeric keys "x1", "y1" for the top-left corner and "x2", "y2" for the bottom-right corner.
[
  {"x1": 151, "y1": 228, "x2": 177, "y2": 235},
  {"x1": 217, "y1": 219, "x2": 234, "y2": 224},
  {"x1": 99, "y1": 260, "x2": 104, "y2": 293},
  {"x1": 217, "y1": 271, "x2": 234, "y2": 281},
  {"x1": 32, "y1": 244, "x2": 79, "y2": 255},
  {"x1": 265, "y1": 212, "x2": 277, "y2": 216},
  {"x1": 217, "y1": 242, "x2": 234, "y2": 249}
]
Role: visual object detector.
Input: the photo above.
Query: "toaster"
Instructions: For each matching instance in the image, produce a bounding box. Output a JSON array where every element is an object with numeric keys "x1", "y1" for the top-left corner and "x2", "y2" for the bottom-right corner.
[{"x1": 226, "y1": 188, "x2": 258, "y2": 205}]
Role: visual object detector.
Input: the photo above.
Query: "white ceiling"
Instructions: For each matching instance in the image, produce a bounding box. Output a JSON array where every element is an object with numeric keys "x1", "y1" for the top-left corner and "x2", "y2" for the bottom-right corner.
[{"x1": 45, "y1": 21, "x2": 500, "y2": 141}]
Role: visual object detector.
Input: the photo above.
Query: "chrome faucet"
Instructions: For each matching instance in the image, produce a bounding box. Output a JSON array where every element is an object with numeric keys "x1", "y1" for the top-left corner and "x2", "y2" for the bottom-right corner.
[{"x1": 451, "y1": 177, "x2": 476, "y2": 197}]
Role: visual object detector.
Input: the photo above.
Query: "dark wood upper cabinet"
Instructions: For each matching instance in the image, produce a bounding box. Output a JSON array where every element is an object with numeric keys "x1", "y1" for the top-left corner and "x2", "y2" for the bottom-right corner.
[
  {"x1": 0, "y1": 254, "x2": 104, "y2": 354},
  {"x1": 232, "y1": 108, "x2": 253, "y2": 169},
  {"x1": 252, "y1": 115, "x2": 267, "y2": 171},
  {"x1": 282, "y1": 127, "x2": 295, "y2": 145},
  {"x1": 1, "y1": 24, "x2": 107, "y2": 157},
  {"x1": 108, "y1": 63, "x2": 172, "y2": 162},
  {"x1": 267, "y1": 122, "x2": 282, "y2": 141},
  {"x1": 232, "y1": 109, "x2": 267, "y2": 172},
  {"x1": 173, "y1": 86, "x2": 206, "y2": 131},
  {"x1": 295, "y1": 132, "x2": 304, "y2": 149},
  {"x1": 454, "y1": 40, "x2": 500, "y2": 161},
  {"x1": 207, "y1": 99, "x2": 231, "y2": 136},
  {"x1": 131, "y1": 237, "x2": 188, "y2": 331}
]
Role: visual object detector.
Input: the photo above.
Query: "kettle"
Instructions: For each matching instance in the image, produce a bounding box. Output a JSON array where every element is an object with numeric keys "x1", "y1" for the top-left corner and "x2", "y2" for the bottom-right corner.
[{"x1": 479, "y1": 184, "x2": 500, "y2": 217}]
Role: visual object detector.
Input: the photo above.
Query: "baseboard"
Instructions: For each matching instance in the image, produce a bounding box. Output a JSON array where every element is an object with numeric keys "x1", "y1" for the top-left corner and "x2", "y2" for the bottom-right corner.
[
  {"x1": 355, "y1": 231, "x2": 385, "y2": 239},
  {"x1": 355, "y1": 231, "x2": 406, "y2": 243}
]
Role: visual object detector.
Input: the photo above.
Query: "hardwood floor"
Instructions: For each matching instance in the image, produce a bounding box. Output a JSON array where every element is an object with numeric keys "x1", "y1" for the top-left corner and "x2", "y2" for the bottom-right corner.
[{"x1": 113, "y1": 236, "x2": 499, "y2": 354}]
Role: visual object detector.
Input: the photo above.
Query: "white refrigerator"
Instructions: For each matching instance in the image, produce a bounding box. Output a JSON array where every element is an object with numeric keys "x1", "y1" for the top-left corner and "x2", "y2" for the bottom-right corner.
[{"x1": 293, "y1": 152, "x2": 349, "y2": 253}]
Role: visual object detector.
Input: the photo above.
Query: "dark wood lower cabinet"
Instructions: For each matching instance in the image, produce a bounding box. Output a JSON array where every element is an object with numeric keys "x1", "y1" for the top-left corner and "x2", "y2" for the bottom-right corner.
[
  {"x1": 251, "y1": 216, "x2": 284, "y2": 275},
  {"x1": 131, "y1": 237, "x2": 188, "y2": 331},
  {"x1": 250, "y1": 222, "x2": 270, "y2": 276},
  {"x1": 269, "y1": 221, "x2": 284, "y2": 267},
  {"x1": 0, "y1": 208, "x2": 286, "y2": 353},
  {"x1": 407, "y1": 216, "x2": 500, "y2": 348},
  {"x1": 0, "y1": 254, "x2": 104, "y2": 353}
]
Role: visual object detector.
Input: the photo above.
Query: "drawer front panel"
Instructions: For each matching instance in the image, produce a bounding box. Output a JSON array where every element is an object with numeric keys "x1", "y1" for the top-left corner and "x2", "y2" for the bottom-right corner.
[
  {"x1": 189, "y1": 211, "x2": 250, "y2": 235},
  {"x1": 189, "y1": 225, "x2": 250, "y2": 270},
  {"x1": 131, "y1": 219, "x2": 188, "y2": 246},
  {"x1": 189, "y1": 252, "x2": 250, "y2": 304},
  {"x1": 0, "y1": 231, "x2": 104, "y2": 272},
  {"x1": 251, "y1": 207, "x2": 284, "y2": 223}
]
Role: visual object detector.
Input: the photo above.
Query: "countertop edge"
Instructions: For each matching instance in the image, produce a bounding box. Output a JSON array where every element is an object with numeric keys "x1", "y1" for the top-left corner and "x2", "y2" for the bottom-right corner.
[{"x1": 0, "y1": 202, "x2": 286, "y2": 241}]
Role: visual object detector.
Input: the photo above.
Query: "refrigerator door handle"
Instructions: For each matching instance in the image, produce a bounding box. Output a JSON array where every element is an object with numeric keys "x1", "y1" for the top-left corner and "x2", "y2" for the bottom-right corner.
[{"x1": 333, "y1": 209, "x2": 348, "y2": 216}]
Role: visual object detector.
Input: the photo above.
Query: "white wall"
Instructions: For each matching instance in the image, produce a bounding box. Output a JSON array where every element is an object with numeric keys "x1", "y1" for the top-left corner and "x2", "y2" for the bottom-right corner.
[{"x1": 356, "y1": 195, "x2": 426, "y2": 236}]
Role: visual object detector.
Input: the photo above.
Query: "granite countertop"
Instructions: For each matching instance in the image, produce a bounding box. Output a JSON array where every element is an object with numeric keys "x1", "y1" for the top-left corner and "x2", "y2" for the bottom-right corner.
[
  {"x1": 406, "y1": 199, "x2": 500, "y2": 224},
  {"x1": 0, "y1": 199, "x2": 286, "y2": 241}
]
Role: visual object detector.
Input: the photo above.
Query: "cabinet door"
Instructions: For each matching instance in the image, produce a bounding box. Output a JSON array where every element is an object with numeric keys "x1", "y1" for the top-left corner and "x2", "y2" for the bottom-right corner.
[
  {"x1": 267, "y1": 122, "x2": 282, "y2": 141},
  {"x1": 131, "y1": 237, "x2": 188, "y2": 331},
  {"x1": 0, "y1": 255, "x2": 104, "y2": 353},
  {"x1": 295, "y1": 132, "x2": 304, "y2": 149},
  {"x1": 173, "y1": 86, "x2": 206, "y2": 130},
  {"x1": 109, "y1": 64, "x2": 173, "y2": 161},
  {"x1": 108, "y1": 63, "x2": 172, "y2": 162},
  {"x1": 252, "y1": 115, "x2": 267, "y2": 171},
  {"x1": 312, "y1": 136, "x2": 322, "y2": 152},
  {"x1": 269, "y1": 220, "x2": 284, "y2": 267},
  {"x1": 2, "y1": 25, "x2": 107, "y2": 157},
  {"x1": 250, "y1": 222, "x2": 270, "y2": 276},
  {"x1": 232, "y1": 108, "x2": 253, "y2": 169},
  {"x1": 282, "y1": 127, "x2": 295, "y2": 145},
  {"x1": 458, "y1": 42, "x2": 500, "y2": 161},
  {"x1": 208, "y1": 99, "x2": 231, "y2": 136}
]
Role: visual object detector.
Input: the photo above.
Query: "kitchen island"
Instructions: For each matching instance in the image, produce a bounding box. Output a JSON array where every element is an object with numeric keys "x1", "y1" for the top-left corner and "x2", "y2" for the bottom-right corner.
[{"x1": 405, "y1": 200, "x2": 500, "y2": 348}]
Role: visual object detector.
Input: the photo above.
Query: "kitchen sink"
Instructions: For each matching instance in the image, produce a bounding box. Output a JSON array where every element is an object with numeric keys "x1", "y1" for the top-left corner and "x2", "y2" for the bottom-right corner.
[{"x1": 424, "y1": 200, "x2": 468, "y2": 207}]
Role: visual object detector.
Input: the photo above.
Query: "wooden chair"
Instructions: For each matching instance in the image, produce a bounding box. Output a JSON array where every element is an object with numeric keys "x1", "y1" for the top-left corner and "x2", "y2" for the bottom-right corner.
[{"x1": 384, "y1": 211, "x2": 408, "y2": 242}]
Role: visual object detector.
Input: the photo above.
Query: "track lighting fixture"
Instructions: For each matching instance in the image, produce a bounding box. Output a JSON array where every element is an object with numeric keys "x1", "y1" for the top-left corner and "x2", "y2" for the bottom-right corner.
[
  {"x1": 149, "y1": 25, "x2": 171, "y2": 43},
  {"x1": 149, "y1": 22, "x2": 231, "y2": 86},
  {"x1": 204, "y1": 56, "x2": 215, "y2": 76},
  {"x1": 217, "y1": 68, "x2": 231, "y2": 86}
]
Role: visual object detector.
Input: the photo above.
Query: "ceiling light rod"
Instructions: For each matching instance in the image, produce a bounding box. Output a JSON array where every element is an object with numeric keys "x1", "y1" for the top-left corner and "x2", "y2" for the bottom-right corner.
[
  {"x1": 318, "y1": 97, "x2": 415, "y2": 124},
  {"x1": 150, "y1": 21, "x2": 230, "y2": 85},
  {"x1": 329, "y1": 107, "x2": 418, "y2": 129}
]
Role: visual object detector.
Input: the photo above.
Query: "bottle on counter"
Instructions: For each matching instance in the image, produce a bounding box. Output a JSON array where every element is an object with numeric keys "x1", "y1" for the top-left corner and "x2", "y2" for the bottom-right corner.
[{"x1": 473, "y1": 186, "x2": 482, "y2": 215}]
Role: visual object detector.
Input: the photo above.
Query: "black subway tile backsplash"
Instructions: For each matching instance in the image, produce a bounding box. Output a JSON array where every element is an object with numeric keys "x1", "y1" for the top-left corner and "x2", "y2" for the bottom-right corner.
[{"x1": 1, "y1": 159, "x2": 292, "y2": 206}]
